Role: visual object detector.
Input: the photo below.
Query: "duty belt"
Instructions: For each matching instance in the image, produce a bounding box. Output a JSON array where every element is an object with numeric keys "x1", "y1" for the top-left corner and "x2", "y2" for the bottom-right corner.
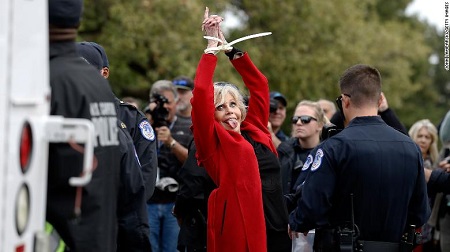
[{"x1": 355, "y1": 240, "x2": 399, "y2": 252}]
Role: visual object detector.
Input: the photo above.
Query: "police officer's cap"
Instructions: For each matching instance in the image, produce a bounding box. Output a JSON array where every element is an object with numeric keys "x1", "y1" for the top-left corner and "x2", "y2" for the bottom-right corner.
[
  {"x1": 48, "y1": 0, "x2": 83, "y2": 28},
  {"x1": 76, "y1": 42, "x2": 103, "y2": 70},
  {"x1": 89, "y1": 42, "x2": 109, "y2": 68}
]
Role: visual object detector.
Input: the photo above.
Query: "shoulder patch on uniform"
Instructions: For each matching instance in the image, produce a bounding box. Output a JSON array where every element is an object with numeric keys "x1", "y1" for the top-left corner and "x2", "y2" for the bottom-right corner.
[
  {"x1": 302, "y1": 154, "x2": 314, "y2": 171},
  {"x1": 139, "y1": 120, "x2": 155, "y2": 141},
  {"x1": 311, "y1": 148, "x2": 324, "y2": 172}
]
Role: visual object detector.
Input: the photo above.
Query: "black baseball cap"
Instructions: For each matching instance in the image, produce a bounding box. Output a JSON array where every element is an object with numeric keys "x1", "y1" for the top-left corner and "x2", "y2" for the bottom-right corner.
[
  {"x1": 48, "y1": 0, "x2": 83, "y2": 28},
  {"x1": 76, "y1": 42, "x2": 103, "y2": 70},
  {"x1": 270, "y1": 91, "x2": 287, "y2": 107},
  {"x1": 89, "y1": 42, "x2": 109, "y2": 68}
]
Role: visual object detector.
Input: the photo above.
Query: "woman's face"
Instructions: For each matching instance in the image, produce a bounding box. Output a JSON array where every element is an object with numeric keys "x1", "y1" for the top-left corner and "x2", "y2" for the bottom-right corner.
[
  {"x1": 214, "y1": 93, "x2": 242, "y2": 133},
  {"x1": 415, "y1": 127, "x2": 432, "y2": 157},
  {"x1": 292, "y1": 105, "x2": 321, "y2": 140}
]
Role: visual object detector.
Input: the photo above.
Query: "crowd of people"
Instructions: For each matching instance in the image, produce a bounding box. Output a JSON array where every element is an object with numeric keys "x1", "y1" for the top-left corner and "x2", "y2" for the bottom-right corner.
[{"x1": 47, "y1": 1, "x2": 450, "y2": 252}]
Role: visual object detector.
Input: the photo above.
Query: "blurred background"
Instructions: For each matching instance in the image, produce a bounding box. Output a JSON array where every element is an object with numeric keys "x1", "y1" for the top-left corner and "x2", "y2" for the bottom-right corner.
[{"x1": 78, "y1": 0, "x2": 449, "y2": 130}]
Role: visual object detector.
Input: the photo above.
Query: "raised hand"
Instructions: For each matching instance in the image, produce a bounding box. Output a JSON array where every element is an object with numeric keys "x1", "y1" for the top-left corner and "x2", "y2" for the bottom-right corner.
[{"x1": 202, "y1": 7, "x2": 225, "y2": 51}]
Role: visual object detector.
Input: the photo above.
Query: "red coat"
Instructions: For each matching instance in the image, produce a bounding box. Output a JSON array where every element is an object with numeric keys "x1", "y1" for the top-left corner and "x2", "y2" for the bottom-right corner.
[{"x1": 191, "y1": 53, "x2": 277, "y2": 252}]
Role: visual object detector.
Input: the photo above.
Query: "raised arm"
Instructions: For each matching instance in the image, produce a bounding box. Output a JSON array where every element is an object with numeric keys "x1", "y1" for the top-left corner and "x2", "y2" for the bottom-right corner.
[
  {"x1": 191, "y1": 7, "x2": 223, "y2": 162},
  {"x1": 191, "y1": 55, "x2": 218, "y2": 161},
  {"x1": 231, "y1": 54, "x2": 270, "y2": 134}
]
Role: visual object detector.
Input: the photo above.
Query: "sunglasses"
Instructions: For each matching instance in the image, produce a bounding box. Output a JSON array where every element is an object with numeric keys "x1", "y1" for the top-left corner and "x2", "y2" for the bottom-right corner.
[
  {"x1": 335, "y1": 93, "x2": 351, "y2": 112},
  {"x1": 292, "y1": 115, "x2": 318, "y2": 124}
]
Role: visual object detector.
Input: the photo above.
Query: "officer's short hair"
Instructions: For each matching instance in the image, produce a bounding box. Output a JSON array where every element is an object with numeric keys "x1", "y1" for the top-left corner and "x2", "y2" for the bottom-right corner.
[{"x1": 339, "y1": 64, "x2": 381, "y2": 108}]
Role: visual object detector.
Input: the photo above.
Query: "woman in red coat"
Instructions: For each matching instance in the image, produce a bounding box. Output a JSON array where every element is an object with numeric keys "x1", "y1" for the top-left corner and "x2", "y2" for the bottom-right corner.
[{"x1": 190, "y1": 8, "x2": 277, "y2": 252}]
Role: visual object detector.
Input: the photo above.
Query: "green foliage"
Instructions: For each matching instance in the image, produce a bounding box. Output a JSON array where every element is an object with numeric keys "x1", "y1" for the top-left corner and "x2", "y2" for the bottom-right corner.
[
  {"x1": 78, "y1": 0, "x2": 448, "y2": 132},
  {"x1": 238, "y1": 0, "x2": 434, "y2": 131}
]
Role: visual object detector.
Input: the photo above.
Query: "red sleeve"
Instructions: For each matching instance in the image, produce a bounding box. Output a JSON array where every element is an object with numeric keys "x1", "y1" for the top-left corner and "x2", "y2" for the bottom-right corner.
[
  {"x1": 191, "y1": 54, "x2": 218, "y2": 162},
  {"x1": 231, "y1": 53, "x2": 270, "y2": 135}
]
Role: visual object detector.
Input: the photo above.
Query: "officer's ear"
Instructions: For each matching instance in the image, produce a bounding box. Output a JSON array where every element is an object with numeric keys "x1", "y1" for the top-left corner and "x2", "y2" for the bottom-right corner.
[
  {"x1": 377, "y1": 94, "x2": 383, "y2": 108},
  {"x1": 101, "y1": 67, "x2": 109, "y2": 79},
  {"x1": 342, "y1": 95, "x2": 351, "y2": 109}
]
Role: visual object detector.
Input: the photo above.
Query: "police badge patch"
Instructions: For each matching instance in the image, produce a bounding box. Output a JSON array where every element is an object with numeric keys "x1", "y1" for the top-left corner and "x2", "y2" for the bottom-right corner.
[
  {"x1": 139, "y1": 120, "x2": 155, "y2": 141},
  {"x1": 302, "y1": 154, "x2": 314, "y2": 171},
  {"x1": 311, "y1": 148, "x2": 324, "y2": 172}
]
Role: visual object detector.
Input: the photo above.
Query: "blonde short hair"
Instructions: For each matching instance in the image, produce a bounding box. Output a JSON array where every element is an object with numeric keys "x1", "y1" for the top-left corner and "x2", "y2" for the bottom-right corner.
[{"x1": 213, "y1": 82, "x2": 247, "y2": 121}]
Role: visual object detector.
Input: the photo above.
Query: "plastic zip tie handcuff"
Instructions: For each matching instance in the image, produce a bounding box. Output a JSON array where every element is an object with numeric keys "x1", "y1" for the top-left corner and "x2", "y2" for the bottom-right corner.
[{"x1": 204, "y1": 32, "x2": 272, "y2": 54}]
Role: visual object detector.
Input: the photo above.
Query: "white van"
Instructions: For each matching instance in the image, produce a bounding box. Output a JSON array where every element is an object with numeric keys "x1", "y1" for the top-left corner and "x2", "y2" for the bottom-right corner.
[{"x1": 0, "y1": 1, "x2": 95, "y2": 251}]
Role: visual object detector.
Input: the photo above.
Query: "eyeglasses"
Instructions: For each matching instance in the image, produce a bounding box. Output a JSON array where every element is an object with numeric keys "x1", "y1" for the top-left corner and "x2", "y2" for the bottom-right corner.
[
  {"x1": 335, "y1": 93, "x2": 351, "y2": 112},
  {"x1": 292, "y1": 115, "x2": 318, "y2": 124}
]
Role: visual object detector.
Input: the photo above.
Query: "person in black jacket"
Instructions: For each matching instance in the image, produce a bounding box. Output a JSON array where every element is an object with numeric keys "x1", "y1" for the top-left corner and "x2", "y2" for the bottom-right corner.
[
  {"x1": 47, "y1": 1, "x2": 123, "y2": 250},
  {"x1": 75, "y1": 41, "x2": 151, "y2": 251},
  {"x1": 174, "y1": 140, "x2": 216, "y2": 252},
  {"x1": 116, "y1": 122, "x2": 152, "y2": 251},
  {"x1": 243, "y1": 131, "x2": 292, "y2": 252},
  {"x1": 289, "y1": 64, "x2": 430, "y2": 252},
  {"x1": 278, "y1": 100, "x2": 328, "y2": 200},
  {"x1": 425, "y1": 158, "x2": 450, "y2": 193},
  {"x1": 77, "y1": 41, "x2": 158, "y2": 201},
  {"x1": 330, "y1": 91, "x2": 408, "y2": 135},
  {"x1": 424, "y1": 112, "x2": 450, "y2": 252}
]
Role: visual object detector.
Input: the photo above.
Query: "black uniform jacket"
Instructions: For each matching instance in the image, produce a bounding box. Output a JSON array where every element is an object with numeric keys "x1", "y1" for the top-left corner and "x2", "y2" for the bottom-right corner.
[
  {"x1": 48, "y1": 41, "x2": 121, "y2": 251},
  {"x1": 331, "y1": 108, "x2": 408, "y2": 135},
  {"x1": 117, "y1": 98, "x2": 158, "y2": 200},
  {"x1": 116, "y1": 121, "x2": 151, "y2": 251}
]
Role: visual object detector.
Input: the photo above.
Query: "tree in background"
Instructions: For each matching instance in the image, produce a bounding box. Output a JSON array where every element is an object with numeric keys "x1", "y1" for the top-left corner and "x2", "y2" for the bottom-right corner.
[{"x1": 78, "y1": 0, "x2": 448, "y2": 129}]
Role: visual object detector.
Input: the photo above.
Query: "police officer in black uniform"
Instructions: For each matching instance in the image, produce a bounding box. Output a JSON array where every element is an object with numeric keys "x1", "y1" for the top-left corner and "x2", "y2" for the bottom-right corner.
[
  {"x1": 289, "y1": 64, "x2": 430, "y2": 252},
  {"x1": 116, "y1": 98, "x2": 158, "y2": 200},
  {"x1": 77, "y1": 41, "x2": 158, "y2": 201},
  {"x1": 47, "y1": 1, "x2": 122, "y2": 250},
  {"x1": 116, "y1": 121, "x2": 152, "y2": 251},
  {"x1": 75, "y1": 41, "x2": 151, "y2": 251}
]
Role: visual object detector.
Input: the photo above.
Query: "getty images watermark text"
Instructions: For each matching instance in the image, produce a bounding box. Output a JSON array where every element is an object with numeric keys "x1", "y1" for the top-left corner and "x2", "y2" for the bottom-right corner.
[{"x1": 445, "y1": 2, "x2": 449, "y2": 70}]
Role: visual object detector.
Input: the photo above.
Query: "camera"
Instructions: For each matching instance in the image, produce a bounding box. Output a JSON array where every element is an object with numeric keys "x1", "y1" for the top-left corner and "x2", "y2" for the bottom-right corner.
[
  {"x1": 321, "y1": 123, "x2": 341, "y2": 141},
  {"x1": 269, "y1": 99, "x2": 278, "y2": 113},
  {"x1": 150, "y1": 93, "x2": 170, "y2": 128}
]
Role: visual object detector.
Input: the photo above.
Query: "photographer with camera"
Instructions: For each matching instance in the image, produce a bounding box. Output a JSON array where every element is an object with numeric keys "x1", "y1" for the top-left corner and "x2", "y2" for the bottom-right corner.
[
  {"x1": 147, "y1": 80, "x2": 193, "y2": 252},
  {"x1": 268, "y1": 91, "x2": 289, "y2": 148}
]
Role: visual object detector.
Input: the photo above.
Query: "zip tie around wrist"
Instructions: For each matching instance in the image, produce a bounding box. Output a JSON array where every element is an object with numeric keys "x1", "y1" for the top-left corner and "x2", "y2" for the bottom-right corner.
[{"x1": 204, "y1": 32, "x2": 272, "y2": 54}]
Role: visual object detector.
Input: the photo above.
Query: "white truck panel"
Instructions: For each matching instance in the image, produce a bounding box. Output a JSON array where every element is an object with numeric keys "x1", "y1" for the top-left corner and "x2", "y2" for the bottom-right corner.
[{"x1": 0, "y1": 1, "x2": 96, "y2": 251}]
